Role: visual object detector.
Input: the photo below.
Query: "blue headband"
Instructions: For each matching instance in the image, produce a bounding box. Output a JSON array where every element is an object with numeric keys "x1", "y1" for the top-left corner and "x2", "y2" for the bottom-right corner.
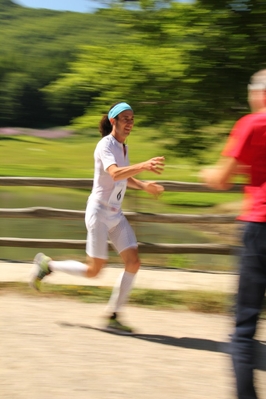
[{"x1": 108, "y1": 102, "x2": 133, "y2": 120}]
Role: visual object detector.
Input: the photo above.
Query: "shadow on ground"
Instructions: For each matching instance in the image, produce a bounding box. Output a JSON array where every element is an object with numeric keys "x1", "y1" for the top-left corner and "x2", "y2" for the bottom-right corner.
[{"x1": 58, "y1": 321, "x2": 266, "y2": 371}]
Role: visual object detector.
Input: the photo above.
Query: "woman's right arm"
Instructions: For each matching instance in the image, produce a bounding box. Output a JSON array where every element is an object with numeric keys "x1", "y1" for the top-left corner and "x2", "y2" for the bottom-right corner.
[{"x1": 107, "y1": 157, "x2": 165, "y2": 181}]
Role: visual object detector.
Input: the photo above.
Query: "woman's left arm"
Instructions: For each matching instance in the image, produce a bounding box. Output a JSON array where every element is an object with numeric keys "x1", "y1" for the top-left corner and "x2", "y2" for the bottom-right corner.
[{"x1": 127, "y1": 177, "x2": 164, "y2": 197}]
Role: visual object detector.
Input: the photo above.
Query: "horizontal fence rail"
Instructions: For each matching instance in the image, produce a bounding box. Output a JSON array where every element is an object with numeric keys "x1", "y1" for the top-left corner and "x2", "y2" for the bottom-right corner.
[
  {"x1": 0, "y1": 207, "x2": 237, "y2": 224},
  {"x1": 0, "y1": 238, "x2": 235, "y2": 255},
  {"x1": 0, "y1": 177, "x2": 243, "y2": 193},
  {"x1": 0, "y1": 177, "x2": 242, "y2": 256}
]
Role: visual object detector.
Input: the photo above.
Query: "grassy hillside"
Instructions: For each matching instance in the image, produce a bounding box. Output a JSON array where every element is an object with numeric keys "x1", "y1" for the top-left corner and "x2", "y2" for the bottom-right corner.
[
  {"x1": 0, "y1": 128, "x2": 243, "y2": 212},
  {"x1": 0, "y1": 1, "x2": 131, "y2": 61},
  {"x1": 0, "y1": 0, "x2": 137, "y2": 126}
]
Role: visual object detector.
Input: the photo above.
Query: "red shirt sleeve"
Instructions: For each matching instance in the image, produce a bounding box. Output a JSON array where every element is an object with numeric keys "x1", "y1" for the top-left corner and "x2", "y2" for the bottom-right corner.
[{"x1": 222, "y1": 115, "x2": 253, "y2": 165}]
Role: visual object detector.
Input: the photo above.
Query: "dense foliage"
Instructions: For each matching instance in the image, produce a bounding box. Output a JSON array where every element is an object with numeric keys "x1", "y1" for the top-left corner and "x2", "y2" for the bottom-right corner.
[{"x1": 1, "y1": 0, "x2": 266, "y2": 160}]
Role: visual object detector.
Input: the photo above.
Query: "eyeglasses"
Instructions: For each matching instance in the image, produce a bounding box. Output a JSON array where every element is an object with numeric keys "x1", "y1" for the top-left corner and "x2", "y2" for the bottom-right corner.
[{"x1": 248, "y1": 83, "x2": 266, "y2": 90}]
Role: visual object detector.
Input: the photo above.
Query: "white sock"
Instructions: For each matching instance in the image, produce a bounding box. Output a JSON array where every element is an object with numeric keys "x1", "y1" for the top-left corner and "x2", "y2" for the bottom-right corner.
[
  {"x1": 106, "y1": 271, "x2": 136, "y2": 314},
  {"x1": 48, "y1": 260, "x2": 88, "y2": 276}
]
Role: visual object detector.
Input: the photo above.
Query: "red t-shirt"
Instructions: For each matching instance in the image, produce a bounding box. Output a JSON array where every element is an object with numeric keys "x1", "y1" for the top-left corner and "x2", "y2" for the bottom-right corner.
[{"x1": 222, "y1": 112, "x2": 266, "y2": 222}]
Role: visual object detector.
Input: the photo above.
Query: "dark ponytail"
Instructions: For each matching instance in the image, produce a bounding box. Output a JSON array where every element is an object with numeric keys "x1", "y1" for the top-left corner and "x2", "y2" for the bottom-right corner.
[
  {"x1": 98, "y1": 102, "x2": 122, "y2": 137},
  {"x1": 99, "y1": 114, "x2": 112, "y2": 137}
]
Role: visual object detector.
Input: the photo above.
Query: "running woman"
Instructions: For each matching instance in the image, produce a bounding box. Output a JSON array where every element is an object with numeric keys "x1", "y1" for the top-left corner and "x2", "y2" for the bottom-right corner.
[{"x1": 30, "y1": 102, "x2": 165, "y2": 334}]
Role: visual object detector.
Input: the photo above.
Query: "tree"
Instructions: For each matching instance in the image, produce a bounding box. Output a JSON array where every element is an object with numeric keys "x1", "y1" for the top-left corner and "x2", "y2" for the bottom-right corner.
[{"x1": 123, "y1": 0, "x2": 266, "y2": 159}]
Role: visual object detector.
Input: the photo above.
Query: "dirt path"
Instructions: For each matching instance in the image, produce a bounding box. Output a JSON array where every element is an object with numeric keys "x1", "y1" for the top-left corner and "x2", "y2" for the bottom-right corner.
[
  {"x1": 0, "y1": 262, "x2": 238, "y2": 292},
  {"x1": 1, "y1": 293, "x2": 266, "y2": 399}
]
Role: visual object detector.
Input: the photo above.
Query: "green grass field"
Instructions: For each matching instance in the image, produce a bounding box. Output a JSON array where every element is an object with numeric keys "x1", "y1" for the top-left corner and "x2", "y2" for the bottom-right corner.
[
  {"x1": 0, "y1": 128, "x2": 243, "y2": 272},
  {"x1": 0, "y1": 125, "x2": 226, "y2": 179},
  {"x1": 0, "y1": 127, "x2": 243, "y2": 208},
  {"x1": 1, "y1": 128, "x2": 184, "y2": 179},
  {"x1": 0, "y1": 129, "x2": 245, "y2": 311}
]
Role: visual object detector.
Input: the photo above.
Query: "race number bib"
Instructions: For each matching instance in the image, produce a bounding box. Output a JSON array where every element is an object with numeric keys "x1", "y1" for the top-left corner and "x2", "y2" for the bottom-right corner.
[{"x1": 108, "y1": 181, "x2": 127, "y2": 207}]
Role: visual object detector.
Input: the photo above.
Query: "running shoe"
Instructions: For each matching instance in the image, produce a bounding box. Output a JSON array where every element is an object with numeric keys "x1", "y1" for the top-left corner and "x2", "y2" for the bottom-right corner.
[
  {"x1": 29, "y1": 252, "x2": 52, "y2": 291},
  {"x1": 105, "y1": 313, "x2": 134, "y2": 335}
]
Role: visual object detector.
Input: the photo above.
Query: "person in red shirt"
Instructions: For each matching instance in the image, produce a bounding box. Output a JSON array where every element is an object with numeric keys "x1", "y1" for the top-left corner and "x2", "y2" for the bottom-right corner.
[{"x1": 202, "y1": 69, "x2": 266, "y2": 399}]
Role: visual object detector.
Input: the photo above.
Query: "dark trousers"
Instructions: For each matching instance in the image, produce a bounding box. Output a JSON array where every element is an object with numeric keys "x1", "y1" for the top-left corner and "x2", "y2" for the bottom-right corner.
[{"x1": 232, "y1": 222, "x2": 266, "y2": 399}]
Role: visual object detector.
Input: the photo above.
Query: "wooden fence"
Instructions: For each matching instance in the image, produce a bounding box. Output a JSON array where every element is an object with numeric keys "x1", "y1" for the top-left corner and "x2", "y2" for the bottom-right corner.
[{"x1": 0, "y1": 177, "x2": 243, "y2": 255}]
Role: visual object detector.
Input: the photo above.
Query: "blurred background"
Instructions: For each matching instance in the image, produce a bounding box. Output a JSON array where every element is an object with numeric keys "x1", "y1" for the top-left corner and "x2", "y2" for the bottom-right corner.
[{"x1": 1, "y1": 0, "x2": 264, "y2": 270}]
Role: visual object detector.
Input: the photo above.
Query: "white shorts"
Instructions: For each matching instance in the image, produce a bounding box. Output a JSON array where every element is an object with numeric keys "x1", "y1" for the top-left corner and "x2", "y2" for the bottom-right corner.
[{"x1": 85, "y1": 200, "x2": 138, "y2": 259}]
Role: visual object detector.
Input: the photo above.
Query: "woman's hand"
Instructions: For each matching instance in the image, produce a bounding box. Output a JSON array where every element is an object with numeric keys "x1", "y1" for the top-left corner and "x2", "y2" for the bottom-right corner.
[
  {"x1": 143, "y1": 181, "x2": 164, "y2": 199},
  {"x1": 142, "y1": 157, "x2": 165, "y2": 175}
]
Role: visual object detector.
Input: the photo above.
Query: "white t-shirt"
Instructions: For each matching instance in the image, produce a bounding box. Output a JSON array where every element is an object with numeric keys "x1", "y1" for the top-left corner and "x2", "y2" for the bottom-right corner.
[{"x1": 89, "y1": 134, "x2": 129, "y2": 208}]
